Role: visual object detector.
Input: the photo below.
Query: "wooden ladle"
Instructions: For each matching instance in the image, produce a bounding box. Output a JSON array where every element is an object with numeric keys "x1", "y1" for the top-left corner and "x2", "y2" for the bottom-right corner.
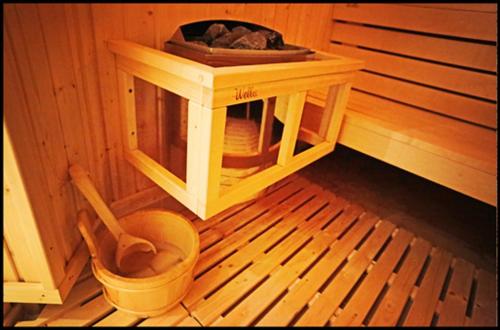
[{"x1": 69, "y1": 164, "x2": 157, "y2": 273}]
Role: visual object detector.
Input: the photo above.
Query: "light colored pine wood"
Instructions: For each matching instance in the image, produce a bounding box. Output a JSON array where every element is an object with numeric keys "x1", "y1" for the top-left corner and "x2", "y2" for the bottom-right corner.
[
  {"x1": 338, "y1": 111, "x2": 497, "y2": 206},
  {"x1": 117, "y1": 69, "x2": 139, "y2": 150},
  {"x1": 208, "y1": 142, "x2": 334, "y2": 217},
  {"x1": 398, "y1": 3, "x2": 497, "y2": 13},
  {"x1": 90, "y1": 4, "x2": 137, "y2": 201},
  {"x1": 3, "y1": 240, "x2": 19, "y2": 282},
  {"x1": 47, "y1": 295, "x2": 113, "y2": 327},
  {"x1": 13, "y1": 178, "x2": 497, "y2": 327},
  {"x1": 37, "y1": 4, "x2": 94, "y2": 214},
  {"x1": 257, "y1": 99, "x2": 274, "y2": 156},
  {"x1": 176, "y1": 316, "x2": 202, "y2": 327},
  {"x1": 184, "y1": 185, "x2": 326, "y2": 306},
  {"x1": 345, "y1": 91, "x2": 497, "y2": 175},
  {"x1": 55, "y1": 240, "x2": 92, "y2": 303},
  {"x1": 189, "y1": 192, "x2": 337, "y2": 325},
  {"x1": 257, "y1": 211, "x2": 377, "y2": 326},
  {"x1": 93, "y1": 309, "x2": 141, "y2": 327},
  {"x1": 295, "y1": 220, "x2": 396, "y2": 326},
  {"x1": 16, "y1": 277, "x2": 102, "y2": 326},
  {"x1": 369, "y1": 238, "x2": 432, "y2": 326},
  {"x1": 3, "y1": 124, "x2": 58, "y2": 290},
  {"x1": 109, "y1": 185, "x2": 169, "y2": 218},
  {"x1": 187, "y1": 103, "x2": 227, "y2": 215},
  {"x1": 277, "y1": 92, "x2": 306, "y2": 165},
  {"x1": 108, "y1": 38, "x2": 361, "y2": 219},
  {"x1": 5, "y1": 4, "x2": 79, "y2": 263},
  {"x1": 437, "y1": 258, "x2": 475, "y2": 326},
  {"x1": 327, "y1": 3, "x2": 497, "y2": 207},
  {"x1": 215, "y1": 203, "x2": 359, "y2": 326},
  {"x1": 331, "y1": 22, "x2": 496, "y2": 73},
  {"x1": 136, "y1": 304, "x2": 188, "y2": 326},
  {"x1": 403, "y1": 248, "x2": 453, "y2": 326},
  {"x1": 63, "y1": 4, "x2": 113, "y2": 205},
  {"x1": 324, "y1": 83, "x2": 352, "y2": 144},
  {"x1": 329, "y1": 44, "x2": 497, "y2": 102},
  {"x1": 196, "y1": 178, "x2": 306, "y2": 264},
  {"x1": 332, "y1": 3, "x2": 496, "y2": 41},
  {"x1": 332, "y1": 229, "x2": 414, "y2": 326},
  {"x1": 124, "y1": 149, "x2": 193, "y2": 208},
  {"x1": 353, "y1": 71, "x2": 496, "y2": 128}
]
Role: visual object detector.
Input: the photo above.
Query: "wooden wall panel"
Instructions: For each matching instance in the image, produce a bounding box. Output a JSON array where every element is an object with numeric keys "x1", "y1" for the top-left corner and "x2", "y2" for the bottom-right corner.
[
  {"x1": 332, "y1": 3, "x2": 496, "y2": 41},
  {"x1": 4, "y1": 4, "x2": 80, "y2": 262}
]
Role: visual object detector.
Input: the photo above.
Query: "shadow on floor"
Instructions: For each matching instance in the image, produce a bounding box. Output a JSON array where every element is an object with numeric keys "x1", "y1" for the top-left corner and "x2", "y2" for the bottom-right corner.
[{"x1": 299, "y1": 144, "x2": 497, "y2": 273}]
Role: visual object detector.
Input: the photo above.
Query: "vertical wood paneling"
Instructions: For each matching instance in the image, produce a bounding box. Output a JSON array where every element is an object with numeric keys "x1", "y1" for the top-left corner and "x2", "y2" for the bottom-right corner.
[
  {"x1": 4, "y1": 4, "x2": 80, "y2": 260},
  {"x1": 64, "y1": 4, "x2": 112, "y2": 204},
  {"x1": 90, "y1": 3, "x2": 137, "y2": 200},
  {"x1": 123, "y1": 4, "x2": 158, "y2": 191},
  {"x1": 4, "y1": 124, "x2": 61, "y2": 288},
  {"x1": 3, "y1": 16, "x2": 67, "y2": 284},
  {"x1": 37, "y1": 4, "x2": 93, "y2": 216}
]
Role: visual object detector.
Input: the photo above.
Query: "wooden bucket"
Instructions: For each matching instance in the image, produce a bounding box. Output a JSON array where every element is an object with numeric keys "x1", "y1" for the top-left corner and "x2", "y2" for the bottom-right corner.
[{"x1": 90, "y1": 209, "x2": 199, "y2": 317}]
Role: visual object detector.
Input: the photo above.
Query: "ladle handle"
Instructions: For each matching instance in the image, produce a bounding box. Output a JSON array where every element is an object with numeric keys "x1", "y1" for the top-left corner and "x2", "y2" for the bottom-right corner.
[
  {"x1": 77, "y1": 209, "x2": 99, "y2": 258},
  {"x1": 69, "y1": 164, "x2": 124, "y2": 241}
]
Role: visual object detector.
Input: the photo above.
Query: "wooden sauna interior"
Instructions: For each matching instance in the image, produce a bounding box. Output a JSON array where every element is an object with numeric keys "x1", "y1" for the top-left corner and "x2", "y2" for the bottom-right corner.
[{"x1": 3, "y1": 3, "x2": 497, "y2": 327}]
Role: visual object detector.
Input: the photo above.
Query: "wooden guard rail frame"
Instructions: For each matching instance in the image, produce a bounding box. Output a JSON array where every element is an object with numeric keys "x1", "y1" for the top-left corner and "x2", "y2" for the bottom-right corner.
[{"x1": 108, "y1": 40, "x2": 363, "y2": 219}]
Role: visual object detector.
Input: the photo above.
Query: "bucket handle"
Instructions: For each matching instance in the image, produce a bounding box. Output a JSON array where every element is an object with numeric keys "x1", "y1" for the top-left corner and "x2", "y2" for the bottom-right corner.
[{"x1": 77, "y1": 209, "x2": 99, "y2": 258}]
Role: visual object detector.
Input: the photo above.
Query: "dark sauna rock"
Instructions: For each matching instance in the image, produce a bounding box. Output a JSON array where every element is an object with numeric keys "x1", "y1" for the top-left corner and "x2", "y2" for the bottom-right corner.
[
  {"x1": 202, "y1": 23, "x2": 230, "y2": 44},
  {"x1": 189, "y1": 40, "x2": 208, "y2": 47},
  {"x1": 231, "y1": 25, "x2": 252, "y2": 36},
  {"x1": 256, "y1": 29, "x2": 285, "y2": 50},
  {"x1": 211, "y1": 25, "x2": 252, "y2": 48},
  {"x1": 230, "y1": 31, "x2": 267, "y2": 50}
]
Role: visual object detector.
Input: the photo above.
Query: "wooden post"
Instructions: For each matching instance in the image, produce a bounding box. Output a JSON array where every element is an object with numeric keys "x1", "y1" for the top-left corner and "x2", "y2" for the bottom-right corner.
[
  {"x1": 187, "y1": 101, "x2": 227, "y2": 217},
  {"x1": 116, "y1": 69, "x2": 138, "y2": 150},
  {"x1": 325, "y1": 83, "x2": 352, "y2": 143},
  {"x1": 277, "y1": 92, "x2": 307, "y2": 166}
]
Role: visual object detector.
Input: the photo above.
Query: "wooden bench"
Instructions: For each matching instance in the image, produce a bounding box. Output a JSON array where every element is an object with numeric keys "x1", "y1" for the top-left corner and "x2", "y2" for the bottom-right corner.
[{"x1": 305, "y1": 3, "x2": 497, "y2": 206}]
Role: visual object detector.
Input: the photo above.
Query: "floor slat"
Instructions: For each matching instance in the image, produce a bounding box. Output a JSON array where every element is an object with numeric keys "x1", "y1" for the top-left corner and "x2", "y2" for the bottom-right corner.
[
  {"x1": 437, "y1": 258, "x2": 475, "y2": 326},
  {"x1": 403, "y1": 248, "x2": 453, "y2": 326},
  {"x1": 469, "y1": 269, "x2": 497, "y2": 326},
  {"x1": 332, "y1": 229, "x2": 414, "y2": 326},
  {"x1": 294, "y1": 220, "x2": 396, "y2": 326},
  {"x1": 369, "y1": 237, "x2": 432, "y2": 326},
  {"x1": 256, "y1": 207, "x2": 374, "y2": 327}
]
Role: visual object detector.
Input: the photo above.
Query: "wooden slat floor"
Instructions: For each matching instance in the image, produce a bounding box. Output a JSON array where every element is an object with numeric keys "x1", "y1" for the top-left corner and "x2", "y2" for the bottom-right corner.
[{"x1": 16, "y1": 175, "x2": 497, "y2": 327}]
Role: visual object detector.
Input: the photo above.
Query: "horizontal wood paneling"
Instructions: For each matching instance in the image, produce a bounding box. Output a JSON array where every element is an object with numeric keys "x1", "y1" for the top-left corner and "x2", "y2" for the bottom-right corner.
[
  {"x1": 331, "y1": 22, "x2": 496, "y2": 72},
  {"x1": 328, "y1": 44, "x2": 497, "y2": 101},
  {"x1": 353, "y1": 71, "x2": 496, "y2": 128},
  {"x1": 332, "y1": 3, "x2": 497, "y2": 41},
  {"x1": 398, "y1": 3, "x2": 497, "y2": 13}
]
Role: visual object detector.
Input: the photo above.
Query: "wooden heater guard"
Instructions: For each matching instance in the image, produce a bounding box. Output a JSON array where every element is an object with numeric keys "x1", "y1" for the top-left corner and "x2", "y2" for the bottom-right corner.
[{"x1": 108, "y1": 40, "x2": 363, "y2": 220}]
